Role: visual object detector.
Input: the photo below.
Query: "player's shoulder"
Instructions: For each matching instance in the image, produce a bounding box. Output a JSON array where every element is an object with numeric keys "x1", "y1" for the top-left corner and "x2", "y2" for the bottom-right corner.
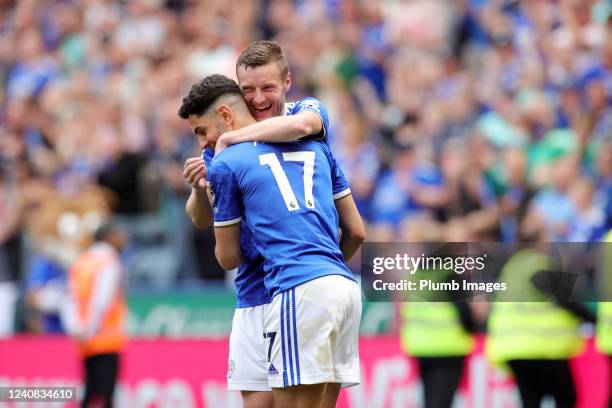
[
  {"x1": 284, "y1": 101, "x2": 297, "y2": 115},
  {"x1": 294, "y1": 138, "x2": 331, "y2": 157},
  {"x1": 285, "y1": 96, "x2": 327, "y2": 114},
  {"x1": 209, "y1": 145, "x2": 243, "y2": 174},
  {"x1": 214, "y1": 142, "x2": 254, "y2": 162},
  {"x1": 295, "y1": 96, "x2": 321, "y2": 104}
]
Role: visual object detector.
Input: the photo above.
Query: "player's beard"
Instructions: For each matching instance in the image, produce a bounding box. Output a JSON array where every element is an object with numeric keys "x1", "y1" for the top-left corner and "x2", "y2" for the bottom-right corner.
[{"x1": 207, "y1": 123, "x2": 230, "y2": 150}]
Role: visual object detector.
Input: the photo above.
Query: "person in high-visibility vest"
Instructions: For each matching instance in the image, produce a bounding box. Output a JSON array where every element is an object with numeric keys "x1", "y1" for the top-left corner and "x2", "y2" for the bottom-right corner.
[
  {"x1": 401, "y1": 300, "x2": 475, "y2": 408},
  {"x1": 596, "y1": 230, "x2": 612, "y2": 407},
  {"x1": 67, "y1": 221, "x2": 126, "y2": 408},
  {"x1": 486, "y1": 242, "x2": 594, "y2": 408},
  {"x1": 400, "y1": 220, "x2": 477, "y2": 408},
  {"x1": 597, "y1": 307, "x2": 612, "y2": 408}
]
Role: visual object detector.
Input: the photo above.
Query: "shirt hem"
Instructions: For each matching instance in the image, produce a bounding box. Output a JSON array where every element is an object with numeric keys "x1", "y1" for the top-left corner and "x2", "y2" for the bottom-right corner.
[
  {"x1": 333, "y1": 188, "x2": 351, "y2": 200},
  {"x1": 270, "y1": 271, "x2": 357, "y2": 299},
  {"x1": 214, "y1": 217, "x2": 242, "y2": 227},
  {"x1": 235, "y1": 299, "x2": 272, "y2": 309}
]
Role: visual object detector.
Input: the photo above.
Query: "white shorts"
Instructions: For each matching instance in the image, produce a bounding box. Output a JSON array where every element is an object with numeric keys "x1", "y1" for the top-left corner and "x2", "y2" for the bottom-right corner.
[
  {"x1": 228, "y1": 303, "x2": 272, "y2": 391},
  {"x1": 264, "y1": 274, "x2": 362, "y2": 388}
]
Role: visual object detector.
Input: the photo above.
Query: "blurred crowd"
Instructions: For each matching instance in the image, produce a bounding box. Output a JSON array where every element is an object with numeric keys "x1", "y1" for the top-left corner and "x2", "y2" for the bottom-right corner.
[{"x1": 0, "y1": 0, "x2": 611, "y2": 334}]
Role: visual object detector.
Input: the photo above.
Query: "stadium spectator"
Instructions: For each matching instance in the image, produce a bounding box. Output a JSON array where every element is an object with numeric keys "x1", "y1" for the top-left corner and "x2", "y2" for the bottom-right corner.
[
  {"x1": 66, "y1": 221, "x2": 127, "y2": 408},
  {"x1": 486, "y1": 234, "x2": 596, "y2": 408},
  {"x1": 0, "y1": 164, "x2": 22, "y2": 336},
  {"x1": 596, "y1": 230, "x2": 612, "y2": 408},
  {"x1": 399, "y1": 219, "x2": 477, "y2": 408},
  {"x1": 24, "y1": 252, "x2": 67, "y2": 334}
]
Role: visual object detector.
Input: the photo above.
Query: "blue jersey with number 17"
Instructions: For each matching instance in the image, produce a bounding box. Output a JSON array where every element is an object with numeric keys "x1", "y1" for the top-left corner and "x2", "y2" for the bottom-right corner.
[
  {"x1": 209, "y1": 139, "x2": 354, "y2": 297},
  {"x1": 204, "y1": 97, "x2": 339, "y2": 304}
]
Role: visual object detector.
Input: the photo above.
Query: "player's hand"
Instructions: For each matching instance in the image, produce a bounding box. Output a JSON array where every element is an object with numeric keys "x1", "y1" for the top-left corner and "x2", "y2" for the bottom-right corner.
[{"x1": 183, "y1": 157, "x2": 207, "y2": 190}]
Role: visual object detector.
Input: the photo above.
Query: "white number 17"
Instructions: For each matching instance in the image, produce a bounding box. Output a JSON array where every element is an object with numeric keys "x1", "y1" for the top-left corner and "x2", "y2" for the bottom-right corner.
[{"x1": 259, "y1": 151, "x2": 315, "y2": 212}]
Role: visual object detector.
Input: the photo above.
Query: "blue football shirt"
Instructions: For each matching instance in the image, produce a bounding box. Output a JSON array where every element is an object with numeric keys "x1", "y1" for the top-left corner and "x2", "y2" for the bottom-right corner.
[
  {"x1": 204, "y1": 97, "x2": 341, "y2": 305},
  {"x1": 284, "y1": 97, "x2": 330, "y2": 142},
  {"x1": 208, "y1": 139, "x2": 353, "y2": 297}
]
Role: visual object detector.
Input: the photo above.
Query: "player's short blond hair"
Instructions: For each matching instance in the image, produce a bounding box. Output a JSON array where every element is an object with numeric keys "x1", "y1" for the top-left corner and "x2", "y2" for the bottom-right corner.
[{"x1": 236, "y1": 40, "x2": 289, "y2": 80}]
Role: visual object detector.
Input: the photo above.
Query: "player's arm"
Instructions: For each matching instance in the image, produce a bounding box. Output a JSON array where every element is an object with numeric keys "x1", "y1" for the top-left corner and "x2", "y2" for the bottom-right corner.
[
  {"x1": 330, "y1": 153, "x2": 365, "y2": 261},
  {"x1": 214, "y1": 224, "x2": 242, "y2": 270},
  {"x1": 186, "y1": 187, "x2": 213, "y2": 228},
  {"x1": 335, "y1": 193, "x2": 366, "y2": 261},
  {"x1": 183, "y1": 157, "x2": 213, "y2": 228},
  {"x1": 208, "y1": 160, "x2": 244, "y2": 270},
  {"x1": 217, "y1": 98, "x2": 330, "y2": 152},
  {"x1": 218, "y1": 110, "x2": 322, "y2": 148}
]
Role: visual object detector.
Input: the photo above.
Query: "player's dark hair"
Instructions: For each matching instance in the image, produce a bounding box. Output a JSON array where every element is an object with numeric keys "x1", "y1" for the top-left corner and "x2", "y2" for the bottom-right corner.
[
  {"x1": 236, "y1": 40, "x2": 289, "y2": 80},
  {"x1": 178, "y1": 74, "x2": 242, "y2": 119}
]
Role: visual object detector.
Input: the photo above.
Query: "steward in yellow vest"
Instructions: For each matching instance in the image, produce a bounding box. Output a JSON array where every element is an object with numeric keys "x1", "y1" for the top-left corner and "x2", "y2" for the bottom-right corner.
[
  {"x1": 486, "y1": 246, "x2": 593, "y2": 408},
  {"x1": 596, "y1": 230, "x2": 612, "y2": 354},
  {"x1": 595, "y1": 230, "x2": 612, "y2": 408},
  {"x1": 401, "y1": 259, "x2": 476, "y2": 408}
]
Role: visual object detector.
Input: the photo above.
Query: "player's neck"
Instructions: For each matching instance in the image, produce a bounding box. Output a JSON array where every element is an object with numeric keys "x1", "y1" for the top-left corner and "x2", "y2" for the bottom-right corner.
[{"x1": 232, "y1": 116, "x2": 257, "y2": 130}]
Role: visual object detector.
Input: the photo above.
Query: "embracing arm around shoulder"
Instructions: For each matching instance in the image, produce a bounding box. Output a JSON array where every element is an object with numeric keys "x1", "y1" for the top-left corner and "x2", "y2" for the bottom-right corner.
[{"x1": 219, "y1": 110, "x2": 323, "y2": 148}]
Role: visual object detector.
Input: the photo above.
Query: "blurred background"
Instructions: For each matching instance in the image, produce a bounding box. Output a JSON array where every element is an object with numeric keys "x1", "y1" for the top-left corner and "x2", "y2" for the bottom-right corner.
[{"x1": 0, "y1": 0, "x2": 611, "y2": 407}]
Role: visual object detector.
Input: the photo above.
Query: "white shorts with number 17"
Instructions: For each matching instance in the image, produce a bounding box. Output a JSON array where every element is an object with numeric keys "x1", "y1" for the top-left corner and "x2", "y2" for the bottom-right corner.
[{"x1": 264, "y1": 274, "x2": 362, "y2": 388}]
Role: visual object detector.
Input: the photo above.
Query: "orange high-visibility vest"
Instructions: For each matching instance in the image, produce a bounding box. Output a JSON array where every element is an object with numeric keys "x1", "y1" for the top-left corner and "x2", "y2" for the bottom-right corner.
[{"x1": 69, "y1": 247, "x2": 126, "y2": 358}]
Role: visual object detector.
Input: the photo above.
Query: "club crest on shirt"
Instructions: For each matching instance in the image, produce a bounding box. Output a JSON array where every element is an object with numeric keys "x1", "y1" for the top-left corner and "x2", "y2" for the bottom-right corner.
[
  {"x1": 300, "y1": 100, "x2": 321, "y2": 114},
  {"x1": 209, "y1": 185, "x2": 216, "y2": 202},
  {"x1": 209, "y1": 184, "x2": 218, "y2": 214}
]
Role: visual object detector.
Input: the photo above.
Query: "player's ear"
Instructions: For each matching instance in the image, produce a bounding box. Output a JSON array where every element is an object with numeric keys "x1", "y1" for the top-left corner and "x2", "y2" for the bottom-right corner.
[
  {"x1": 216, "y1": 105, "x2": 233, "y2": 127},
  {"x1": 284, "y1": 71, "x2": 292, "y2": 93}
]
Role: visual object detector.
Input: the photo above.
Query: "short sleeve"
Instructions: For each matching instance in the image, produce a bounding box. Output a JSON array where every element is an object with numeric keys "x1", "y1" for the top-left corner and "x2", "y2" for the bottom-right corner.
[
  {"x1": 292, "y1": 97, "x2": 330, "y2": 141},
  {"x1": 202, "y1": 148, "x2": 214, "y2": 169},
  {"x1": 330, "y1": 154, "x2": 351, "y2": 200},
  {"x1": 208, "y1": 160, "x2": 243, "y2": 227}
]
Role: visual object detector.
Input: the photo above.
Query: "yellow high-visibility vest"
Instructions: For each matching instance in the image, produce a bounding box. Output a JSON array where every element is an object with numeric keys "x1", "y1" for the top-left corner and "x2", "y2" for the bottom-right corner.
[
  {"x1": 401, "y1": 267, "x2": 474, "y2": 357},
  {"x1": 486, "y1": 249, "x2": 583, "y2": 363},
  {"x1": 596, "y1": 230, "x2": 612, "y2": 354},
  {"x1": 401, "y1": 302, "x2": 474, "y2": 356}
]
